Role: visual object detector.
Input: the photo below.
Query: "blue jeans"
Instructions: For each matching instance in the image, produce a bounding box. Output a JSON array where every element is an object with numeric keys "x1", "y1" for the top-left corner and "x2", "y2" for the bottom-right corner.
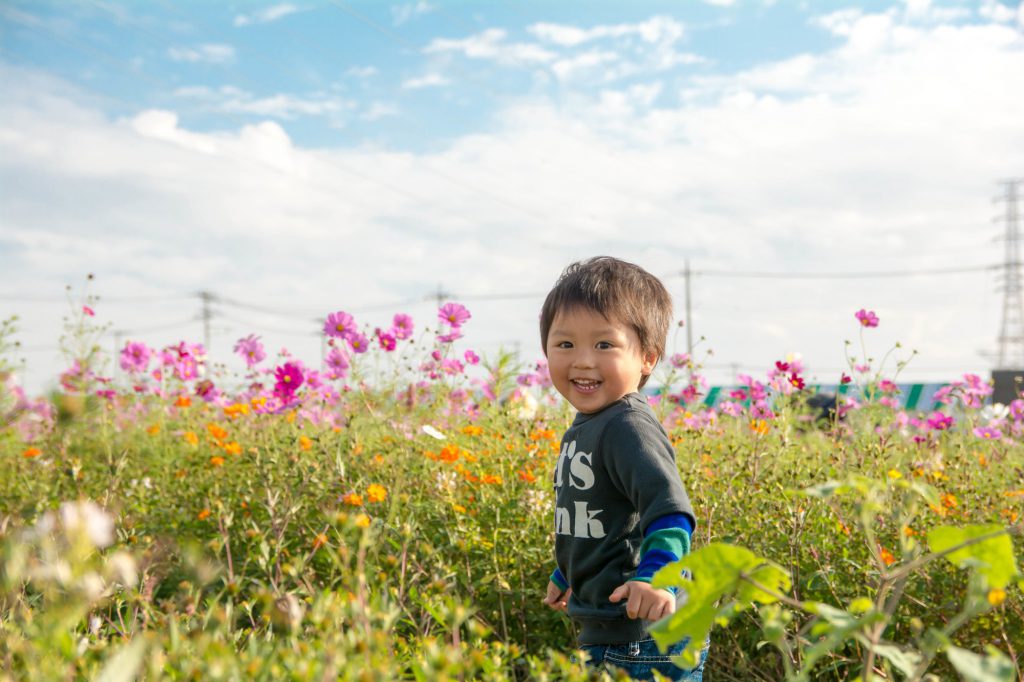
[{"x1": 580, "y1": 636, "x2": 709, "y2": 681}]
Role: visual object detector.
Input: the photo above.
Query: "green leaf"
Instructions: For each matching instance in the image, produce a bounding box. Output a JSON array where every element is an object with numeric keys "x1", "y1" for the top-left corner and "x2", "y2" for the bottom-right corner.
[
  {"x1": 870, "y1": 643, "x2": 923, "y2": 678},
  {"x1": 927, "y1": 524, "x2": 1019, "y2": 589},
  {"x1": 946, "y1": 645, "x2": 1015, "y2": 682},
  {"x1": 735, "y1": 561, "x2": 792, "y2": 605}
]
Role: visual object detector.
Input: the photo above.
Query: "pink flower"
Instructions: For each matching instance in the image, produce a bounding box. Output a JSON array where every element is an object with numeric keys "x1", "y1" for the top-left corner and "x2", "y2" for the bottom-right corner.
[
  {"x1": 233, "y1": 334, "x2": 266, "y2": 368},
  {"x1": 392, "y1": 313, "x2": 414, "y2": 340},
  {"x1": 273, "y1": 362, "x2": 304, "y2": 401},
  {"x1": 840, "y1": 373, "x2": 852, "y2": 385},
  {"x1": 719, "y1": 400, "x2": 744, "y2": 417},
  {"x1": 438, "y1": 302, "x2": 471, "y2": 327},
  {"x1": 376, "y1": 329, "x2": 397, "y2": 351},
  {"x1": 775, "y1": 361, "x2": 790, "y2": 372},
  {"x1": 82, "y1": 305, "x2": 95, "y2": 317},
  {"x1": 670, "y1": 353, "x2": 690, "y2": 369},
  {"x1": 325, "y1": 347, "x2": 350, "y2": 379},
  {"x1": 437, "y1": 328, "x2": 463, "y2": 344},
  {"x1": 788, "y1": 372, "x2": 805, "y2": 390},
  {"x1": 441, "y1": 358, "x2": 465, "y2": 375},
  {"x1": 119, "y1": 341, "x2": 152, "y2": 374},
  {"x1": 729, "y1": 389, "x2": 747, "y2": 401},
  {"x1": 324, "y1": 311, "x2": 357, "y2": 340},
  {"x1": 878, "y1": 380, "x2": 899, "y2": 394},
  {"x1": 347, "y1": 332, "x2": 370, "y2": 354},
  {"x1": 855, "y1": 309, "x2": 879, "y2": 328},
  {"x1": 464, "y1": 349, "x2": 480, "y2": 365},
  {"x1": 973, "y1": 426, "x2": 1002, "y2": 440},
  {"x1": 926, "y1": 411, "x2": 954, "y2": 431},
  {"x1": 855, "y1": 364, "x2": 871, "y2": 374}
]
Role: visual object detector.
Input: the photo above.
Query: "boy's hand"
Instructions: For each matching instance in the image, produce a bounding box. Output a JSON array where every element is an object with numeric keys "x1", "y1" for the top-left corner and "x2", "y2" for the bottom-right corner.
[
  {"x1": 608, "y1": 581, "x2": 675, "y2": 621},
  {"x1": 542, "y1": 581, "x2": 571, "y2": 611}
]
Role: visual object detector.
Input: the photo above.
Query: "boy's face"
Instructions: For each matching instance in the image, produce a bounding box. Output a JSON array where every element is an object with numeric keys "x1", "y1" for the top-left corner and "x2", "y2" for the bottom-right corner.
[{"x1": 545, "y1": 306, "x2": 657, "y2": 414}]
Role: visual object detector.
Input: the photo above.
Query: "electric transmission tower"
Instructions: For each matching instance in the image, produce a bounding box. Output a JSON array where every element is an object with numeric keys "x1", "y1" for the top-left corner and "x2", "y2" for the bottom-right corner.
[{"x1": 995, "y1": 178, "x2": 1024, "y2": 369}]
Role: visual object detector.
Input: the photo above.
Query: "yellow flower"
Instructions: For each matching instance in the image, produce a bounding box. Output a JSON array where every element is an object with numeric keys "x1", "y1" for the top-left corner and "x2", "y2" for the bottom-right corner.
[
  {"x1": 366, "y1": 484, "x2": 387, "y2": 503},
  {"x1": 222, "y1": 441, "x2": 242, "y2": 456},
  {"x1": 354, "y1": 514, "x2": 371, "y2": 528},
  {"x1": 182, "y1": 431, "x2": 199, "y2": 446},
  {"x1": 987, "y1": 588, "x2": 1007, "y2": 607},
  {"x1": 298, "y1": 435, "x2": 313, "y2": 451},
  {"x1": 461, "y1": 425, "x2": 483, "y2": 436},
  {"x1": 146, "y1": 424, "x2": 160, "y2": 435},
  {"x1": 749, "y1": 419, "x2": 770, "y2": 436},
  {"x1": 312, "y1": 533, "x2": 328, "y2": 550},
  {"x1": 452, "y1": 504, "x2": 467, "y2": 514},
  {"x1": 887, "y1": 469, "x2": 902, "y2": 480}
]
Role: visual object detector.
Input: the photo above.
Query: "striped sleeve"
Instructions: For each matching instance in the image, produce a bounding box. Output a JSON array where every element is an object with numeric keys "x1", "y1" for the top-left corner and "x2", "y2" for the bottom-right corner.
[{"x1": 631, "y1": 513, "x2": 693, "y2": 584}]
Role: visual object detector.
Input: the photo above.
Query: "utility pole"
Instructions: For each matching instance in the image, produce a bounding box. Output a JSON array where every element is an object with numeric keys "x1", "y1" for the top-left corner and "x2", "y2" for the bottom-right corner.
[
  {"x1": 996, "y1": 179, "x2": 1024, "y2": 369},
  {"x1": 198, "y1": 291, "x2": 214, "y2": 351}
]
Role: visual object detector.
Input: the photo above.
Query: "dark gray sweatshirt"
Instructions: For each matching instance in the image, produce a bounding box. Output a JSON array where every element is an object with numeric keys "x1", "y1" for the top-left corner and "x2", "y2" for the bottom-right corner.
[{"x1": 553, "y1": 393, "x2": 695, "y2": 645}]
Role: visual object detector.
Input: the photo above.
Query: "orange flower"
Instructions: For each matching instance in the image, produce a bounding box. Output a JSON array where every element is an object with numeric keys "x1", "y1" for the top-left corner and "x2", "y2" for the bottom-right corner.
[
  {"x1": 146, "y1": 424, "x2": 160, "y2": 435},
  {"x1": 438, "y1": 444, "x2": 460, "y2": 463},
  {"x1": 749, "y1": 419, "x2": 770, "y2": 436},
  {"x1": 879, "y1": 546, "x2": 896, "y2": 566},
  {"x1": 175, "y1": 469, "x2": 187, "y2": 479},
  {"x1": 182, "y1": 431, "x2": 199, "y2": 446},
  {"x1": 210, "y1": 456, "x2": 225, "y2": 467},
  {"x1": 366, "y1": 484, "x2": 387, "y2": 503},
  {"x1": 223, "y1": 403, "x2": 249, "y2": 419},
  {"x1": 1005, "y1": 489, "x2": 1024, "y2": 498},
  {"x1": 529, "y1": 428, "x2": 557, "y2": 441},
  {"x1": 197, "y1": 508, "x2": 212, "y2": 521},
  {"x1": 342, "y1": 493, "x2": 363, "y2": 507},
  {"x1": 312, "y1": 533, "x2": 328, "y2": 550},
  {"x1": 21, "y1": 447, "x2": 42, "y2": 459},
  {"x1": 207, "y1": 423, "x2": 228, "y2": 441},
  {"x1": 461, "y1": 425, "x2": 483, "y2": 436},
  {"x1": 480, "y1": 474, "x2": 503, "y2": 485},
  {"x1": 222, "y1": 441, "x2": 242, "y2": 456},
  {"x1": 354, "y1": 514, "x2": 371, "y2": 528},
  {"x1": 175, "y1": 395, "x2": 192, "y2": 408},
  {"x1": 298, "y1": 435, "x2": 313, "y2": 451},
  {"x1": 250, "y1": 396, "x2": 267, "y2": 410},
  {"x1": 452, "y1": 503, "x2": 467, "y2": 514},
  {"x1": 518, "y1": 469, "x2": 537, "y2": 483},
  {"x1": 942, "y1": 493, "x2": 958, "y2": 509},
  {"x1": 988, "y1": 588, "x2": 1007, "y2": 607}
]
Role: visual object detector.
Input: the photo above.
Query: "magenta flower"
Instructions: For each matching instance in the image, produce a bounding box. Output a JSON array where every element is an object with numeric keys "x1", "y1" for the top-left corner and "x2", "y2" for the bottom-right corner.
[
  {"x1": 376, "y1": 329, "x2": 397, "y2": 352},
  {"x1": 347, "y1": 332, "x2": 370, "y2": 354},
  {"x1": 729, "y1": 389, "x2": 747, "y2": 401},
  {"x1": 775, "y1": 361, "x2": 790, "y2": 372},
  {"x1": 926, "y1": 411, "x2": 954, "y2": 431},
  {"x1": 437, "y1": 328, "x2": 463, "y2": 344},
  {"x1": 670, "y1": 353, "x2": 690, "y2": 369},
  {"x1": 324, "y1": 311, "x2": 356, "y2": 340},
  {"x1": 392, "y1": 313, "x2": 414, "y2": 340},
  {"x1": 855, "y1": 363, "x2": 871, "y2": 374},
  {"x1": 464, "y1": 349, "x2": 480, "y2": 365},
  {"x1": 973, "y1": 426, "x2": 1003, "y2": 440},
  {"x1": 83, "y1": 305, "x2": 95, "y2": 317},
  {"x1": 840, "y1": 373, "x2": 852, "y2": 385},
  {"x1": 233, "y1": 334, "x2": 266, "y2": 368},
  {"x1": 855, "y1": 309, "x2": 879, "y2": 328},
  {"x1": 438, "y1": 302, "x2": 471, "y2": 327},
  {"x1": 273, "y1": 362, "x2": 304, "y2": 400},
  {"x1": 119, "y1": 341, "x2": 152, "y2": 374},
  {"x1": 788, "y1": 372, "x2": 805, "y2": 390}
]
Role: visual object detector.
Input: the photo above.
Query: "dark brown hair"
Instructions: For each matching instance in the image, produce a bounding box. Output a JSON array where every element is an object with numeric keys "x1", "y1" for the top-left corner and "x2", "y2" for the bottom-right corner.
[{"x1": 540, "y1": 257, "x2": 672, "y2": 388}]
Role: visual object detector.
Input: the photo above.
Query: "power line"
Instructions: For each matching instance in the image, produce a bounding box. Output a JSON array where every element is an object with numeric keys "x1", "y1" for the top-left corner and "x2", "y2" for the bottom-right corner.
[{"x1": 682, "y1": 264, "x2": 998, "y2": 280}]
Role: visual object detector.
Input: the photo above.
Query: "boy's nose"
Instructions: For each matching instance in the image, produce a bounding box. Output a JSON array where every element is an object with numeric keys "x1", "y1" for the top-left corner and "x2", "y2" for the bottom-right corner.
[{"x1": 571, "y1": 352, "x2": 595, "y2": 368}]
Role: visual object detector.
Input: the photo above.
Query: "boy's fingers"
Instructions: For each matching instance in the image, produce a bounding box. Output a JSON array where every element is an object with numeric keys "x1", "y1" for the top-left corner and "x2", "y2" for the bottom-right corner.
[
  {"x1": 608, "y1": 583, "x2": 629, "y2": 603},
  {"x1": 626, "y1": 588, "x2": 643, "y2": 619}
]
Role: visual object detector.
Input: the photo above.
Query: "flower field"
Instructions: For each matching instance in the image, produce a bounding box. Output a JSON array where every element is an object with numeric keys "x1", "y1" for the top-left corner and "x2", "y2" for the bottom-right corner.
[{"x1": 1, "y1": 299, "x2": 1022, "y2": 681}]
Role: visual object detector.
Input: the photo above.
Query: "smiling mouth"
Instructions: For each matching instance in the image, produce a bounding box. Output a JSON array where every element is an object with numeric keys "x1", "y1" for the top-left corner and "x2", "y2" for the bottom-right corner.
[{"x1": 571, "y1": 379, "x2": 601, "y2": 393}]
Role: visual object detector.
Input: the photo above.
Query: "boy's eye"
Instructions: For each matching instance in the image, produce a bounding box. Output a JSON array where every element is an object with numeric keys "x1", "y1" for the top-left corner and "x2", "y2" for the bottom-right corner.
[
  {"x1": 556, "y1": 341, "x2": 573, "y2": 349},
  {"x1": 596, "y1": 342, "x2": 613, "y2": 349}
]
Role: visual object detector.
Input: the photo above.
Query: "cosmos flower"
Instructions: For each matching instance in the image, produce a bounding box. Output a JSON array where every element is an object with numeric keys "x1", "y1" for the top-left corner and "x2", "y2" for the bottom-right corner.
[
  {"x1": 926, "y1": 411, "x2": 954, "y2": 431},
  {"x1": 438, "y1": 302, "x2": 471, "y2": 327},
  {"x1": 325, "y1": 347, "x2": 350, "y2": 379},
  {"x1": 376, "y1": 329, "x2": 397, "y2": 351},
  {"x1": 119, "y1": 341, "x2": 152, "y2": 374},
  {"x1": 233, "y1": 334, "x2": 266, "y2": 368},
  {"x1": 273, "y1": 362, "x2": 304, "y2": 401},
  {"x1": 464, "y1": 349, "x2": 480, "y2": 365},
  {"x1": 855, "y1": 309, "x2": 879, "y2": 328},
  {"x1": 973, "y1": 426, "x2": 1003, "y2": 440},
  {"x1": 324, "y1": 311, "x2": 357, "y2": 340},
  {"x1": 348, "y1": 332, "x2": 370, "y2": 354},
  {"x1": 392, "y1": 313, "x2": 414, "y2": 340}
]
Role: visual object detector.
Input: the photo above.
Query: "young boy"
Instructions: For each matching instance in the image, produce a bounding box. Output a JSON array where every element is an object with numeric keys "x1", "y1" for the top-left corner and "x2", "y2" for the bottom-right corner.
[{"x1": 539, "y1": 257, "x2": 706, "y2": 681}]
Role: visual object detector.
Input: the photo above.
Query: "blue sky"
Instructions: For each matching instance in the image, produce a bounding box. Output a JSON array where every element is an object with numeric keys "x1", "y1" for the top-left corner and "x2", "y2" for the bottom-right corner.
[{"x1": 1, "y1": 0, "x2": 1023, "y2": 395}]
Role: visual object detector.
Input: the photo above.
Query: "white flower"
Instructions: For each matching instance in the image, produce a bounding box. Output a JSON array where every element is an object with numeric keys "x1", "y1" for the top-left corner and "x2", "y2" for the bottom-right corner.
[
  {"x1": 981, "y1": 403, "x2": 1010, "y2": 422},
  {"x1": 421, "y1": 424, "x2": 446, "y2": 440},
  {"x1": 59, "y1": 500, "x2": 115, "y2": 548}
]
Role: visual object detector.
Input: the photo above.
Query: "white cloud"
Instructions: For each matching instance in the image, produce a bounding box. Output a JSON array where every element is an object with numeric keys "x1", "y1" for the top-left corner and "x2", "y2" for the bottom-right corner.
[
  {"x1": 361, "y1": 101, "x2": 399, "y2": 120},
  {"x1": 234, "y1": 4, "x2": 301, "y2": 27},
  {"x1": 979, "y1": 0, "x2": 1018, "y2": 23},
  {"x1": 528, "y1": 15, "x2": 686, "y2": 47},
  {"x1": 551, "y1": 50, "x2": 619, "y2": 81},
  {"x1": 173, "y1": 85, "x2": 352, "y2": 119},
  {"x1": 167, "y1": 44, "x2": 236, "y2": 64},
  {"x1": 391, "y1": 1, "x2": 434, "y2": 26},
  {"x1": 701, "y1": 0, "x2": 736, "y2": 6},
  {"x1": 345, "y1": 65, "x2": 379, "y2": 79},
  {"x1": 401, "y1": 73, "x2": 451, "y2": 89},
  {"x1": 424, "y1": 28, "x2": 557, "y2": 65}
]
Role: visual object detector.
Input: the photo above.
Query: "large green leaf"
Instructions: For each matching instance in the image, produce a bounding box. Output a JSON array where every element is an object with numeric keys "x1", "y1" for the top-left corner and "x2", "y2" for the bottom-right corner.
[
  {"x1": 927, "y1": 524, "x2": 1019, "y2": 589},
  {"x1": 650, "y1": 543, "x2": 792, "y2": 667},
  {"x1": 946, "y1": 645, "x2": 1015, "y2": 682}
]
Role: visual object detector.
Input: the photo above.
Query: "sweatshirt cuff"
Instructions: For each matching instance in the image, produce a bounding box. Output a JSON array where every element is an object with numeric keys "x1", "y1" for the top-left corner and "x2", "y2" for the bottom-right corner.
[{"x1": 550, "y1": 567, "x2": 569, "y2": 592}]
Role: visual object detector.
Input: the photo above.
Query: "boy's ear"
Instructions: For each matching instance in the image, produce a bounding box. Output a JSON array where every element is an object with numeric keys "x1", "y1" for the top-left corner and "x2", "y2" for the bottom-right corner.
[{"x1": 641, "y1": 352, "x2": 658, "y2": 376}]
